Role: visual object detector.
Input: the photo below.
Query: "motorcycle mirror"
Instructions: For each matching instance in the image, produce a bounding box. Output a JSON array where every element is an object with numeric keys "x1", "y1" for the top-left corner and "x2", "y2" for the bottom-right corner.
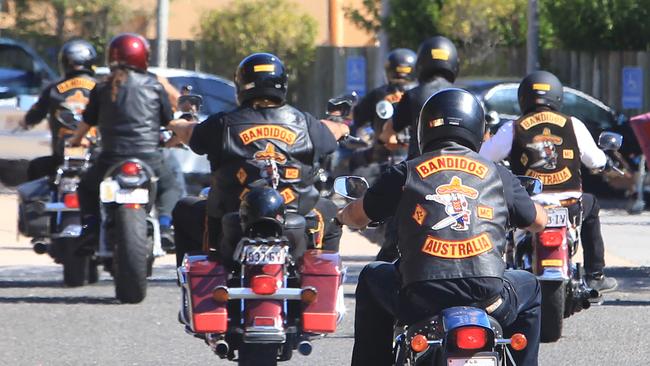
[
  {"x1": 485, "y1": 111, "x2": 500, "y2": 126},
  {"x1": 598, "y1": 131, "x2": 623, "y2": 151},
  {"x1": 333, "y1": 176, "x2": 369, "y2": 199},
  {"x1": 375, "y1": 100, "x2": 394, "y2": 120},
  {"x1": 516, "y1": 176, "x2": 543, "y2": 196}
]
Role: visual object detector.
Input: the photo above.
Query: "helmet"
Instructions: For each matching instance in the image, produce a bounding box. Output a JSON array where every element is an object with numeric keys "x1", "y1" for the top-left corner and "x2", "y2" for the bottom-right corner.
[
  {"x1": 326, "y1": 91, "x2": 358, "y2": 119},
  {"x1": 518, "y1": 70, "x2": 563, "y2": 114},
  {"x1": 107, "y1": 33, "x2": 150, "y2": 72},
  {"x1": 417, "y1": 88, "x2": 485, "y2": 153},
  {"x1": 235, "y1": 53, "x2": 288, "y2": 105},
  {"x1": 385, "y1": 48, "x2": 416, "y2": 83},
  {"x1": 59, "y1": 39, "x2": 97, "y2": 76},
  {"x1": 239, "y1": 187, "x2": 286, "y2": 235},
  {"x1": 415, "y1": 36, "x2": 459, "y2": 83}
]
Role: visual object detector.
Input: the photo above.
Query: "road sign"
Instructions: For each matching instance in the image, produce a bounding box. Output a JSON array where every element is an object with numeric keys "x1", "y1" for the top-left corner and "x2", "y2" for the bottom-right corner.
[
  {"x1": 346, "y1": 56, "x2": 366, "y2": 96},
  {"x1": 622, "y1": 67, "x2": 643, "y2": 109}
]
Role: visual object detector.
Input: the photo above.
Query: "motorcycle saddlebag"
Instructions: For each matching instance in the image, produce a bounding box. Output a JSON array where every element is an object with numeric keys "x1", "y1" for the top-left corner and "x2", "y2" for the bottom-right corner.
[
  {"x1": 299, "y1": 250, "x2": 343, "y2": 333},
  {"x1": 183, "y1": 254, "x2": 228, "y2": 333},
  {"x1": 17, "y1": 177, "x2": 51, "y2": 238}
]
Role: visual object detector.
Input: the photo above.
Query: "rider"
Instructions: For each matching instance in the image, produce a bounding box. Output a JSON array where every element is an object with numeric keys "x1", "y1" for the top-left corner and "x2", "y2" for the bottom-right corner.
[
  {"x1": 379, "y1": 36, "x2": 457, "y2": 158},
  {"x1": 351, "y1": 48, "x2": 416, "y2": 169},
  {"x1": 21, "y1": 39, "x2": 97, "y2": 180},
  {"x1": 70, "y1": 33, "x2": 182, "y2": 252},
  {"x1": 480, "y1": 70, "x2": 618, "y2": 293},
  {"x1": 337, "y1": 88, "x2": 547, "y2": 366},
  {"x1": 168, "y1": 52, "x2": 349, "y2": 266}
]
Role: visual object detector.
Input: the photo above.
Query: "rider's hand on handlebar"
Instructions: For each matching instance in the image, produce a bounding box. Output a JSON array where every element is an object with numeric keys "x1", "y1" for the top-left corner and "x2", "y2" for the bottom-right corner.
[{"x1": 383, "y1": 134, "x2": 405, "y2": 151}]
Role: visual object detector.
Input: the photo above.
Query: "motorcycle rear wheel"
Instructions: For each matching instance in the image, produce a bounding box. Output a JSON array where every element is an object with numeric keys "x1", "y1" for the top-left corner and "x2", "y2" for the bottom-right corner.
[
  {"x1": 238, "y1": 343, "x2": 279, "y2": 366},
  {"x1": 540, "y1": 281, "x2": 566, "y2": 343},
  {"x1": 111, "y1": 205, "x2": 149, "y2": 304}
]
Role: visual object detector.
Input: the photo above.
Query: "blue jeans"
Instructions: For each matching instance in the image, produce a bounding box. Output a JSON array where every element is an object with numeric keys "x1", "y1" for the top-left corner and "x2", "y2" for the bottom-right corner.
[{"x1": 351, "y1": 262, "x2": 541, "y2": 366}]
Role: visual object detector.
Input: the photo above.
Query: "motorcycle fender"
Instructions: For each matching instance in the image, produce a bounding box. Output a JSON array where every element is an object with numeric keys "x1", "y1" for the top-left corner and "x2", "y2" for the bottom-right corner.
[{"x1": 532, "y1": 228, "x2": 570, "y2": 280}]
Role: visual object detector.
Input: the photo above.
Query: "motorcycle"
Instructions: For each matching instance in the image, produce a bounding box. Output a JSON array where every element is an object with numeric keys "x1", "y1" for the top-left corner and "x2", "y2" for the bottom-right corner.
[
  {"x1": 511, "y1": 131, "x2": 624, "y2": 342},
  {"x1": 178, "y1": 156, "x2": 347, "y2": 365},
  {"x1": 333, "y1": 176, "x2": 529, "y2": 366},
  {"x1": 17, "y1": 119, "x2": 98, "y2": 286}
]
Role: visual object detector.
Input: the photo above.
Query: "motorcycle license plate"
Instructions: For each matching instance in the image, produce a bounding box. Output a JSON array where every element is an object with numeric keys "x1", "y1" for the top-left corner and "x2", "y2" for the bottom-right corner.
[
  {"x1": 447, "y1": 357, "x2": 497, "y2": 366},
  {"x1": 546, "y1": 207, "x2": 568, "y2": 228},
  {"x1": 242, "y1": 245, "x2": 286, "y2": 265},
  {"x1": 100, "y1": 180, "x2": 149, "y2": 204},
  {"x1": 63, "y1": 146, "x2": 88, "y2": 159}
]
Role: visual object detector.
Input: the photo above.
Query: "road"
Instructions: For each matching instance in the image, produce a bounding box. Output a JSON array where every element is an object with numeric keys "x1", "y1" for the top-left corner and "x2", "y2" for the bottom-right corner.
[{"x1": 1, "y1": 193, "x2": 650, "y2": 365}]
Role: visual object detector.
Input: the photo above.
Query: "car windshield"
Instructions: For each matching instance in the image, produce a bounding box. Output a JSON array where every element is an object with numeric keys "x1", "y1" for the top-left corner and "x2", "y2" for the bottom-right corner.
[
  {"x1": 561, "y1": 92, "x2": 615, "y2": 130},
  {"x1": 0, "y1": 44, "x2": 43, "y2": 95},
  {"x1": 167, "y1": 76, "x2": 236, "y2": 115},
  {"x1": 484, "y1": 86, "x2": 520, "y2": 116}
]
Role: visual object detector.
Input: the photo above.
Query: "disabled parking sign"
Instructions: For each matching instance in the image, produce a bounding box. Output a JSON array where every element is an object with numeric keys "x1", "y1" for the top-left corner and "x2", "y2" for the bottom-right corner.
[
  {"x1": 346, "y1": 56, "x2": 366, "y2": 96},
  {"x1": 622, "y1": 67, "x2": 643, "y2": 109}
]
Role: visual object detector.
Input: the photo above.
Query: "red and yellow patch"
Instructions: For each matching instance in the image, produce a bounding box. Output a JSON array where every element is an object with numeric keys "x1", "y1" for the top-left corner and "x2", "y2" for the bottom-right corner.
[
  {"x1": 239, "y1": 187, "x2": 250, "y2": 201},
  {"x1": 415, "y1": 155, "x2": 488, "y2": 180},
  {"x1": 421, "y1": 233, "x2": 493, "y2": 259},
  {"x1": 236, "y1": 168, "x2": 247, "y2": 184},
  {"x1": 519, "y1": 112, "x2": 567, "y2": 130},
  {"x1": 309, "y1": 208, "x2": 325, "y2": 249},
  {"x1": 279, "y1": 188, "x2": 296, "y2": 204},
  {"x1": 412, "y1": 204, "x2": 427, "y2": 225},
  {"x1": 562, "y1": 149, "x2": 574, "y2": 159},
  {"x1": 239, "y1": 125, "x2": 297, "y2": 145},
  {"x1": 477, "y1": 205, "x2": 494, "y2": 220},
  {"x1": 56, "y1": 77, "x2": 96, "y2": 93},
  {"x1": 284, "y1": 167, "x2": 300, "y2": 179},
  {"x1": 253, "y1": 143, "x2": 287, "y2": 164},
  {"x1": 525, "y1": 167, "x2": 572, "y2": 185}
]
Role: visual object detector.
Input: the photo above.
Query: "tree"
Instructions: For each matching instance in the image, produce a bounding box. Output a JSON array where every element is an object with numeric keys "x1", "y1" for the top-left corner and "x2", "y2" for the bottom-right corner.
[
  {"x1": 197, "y1": 0, "x2": 318, "y2": 91},
  {"x1": 543, "y1": 0, "x2": 650, "y2": 51}
]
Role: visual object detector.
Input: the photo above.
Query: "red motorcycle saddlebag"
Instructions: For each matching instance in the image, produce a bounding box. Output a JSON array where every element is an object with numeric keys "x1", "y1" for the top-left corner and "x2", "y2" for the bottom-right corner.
[
  {"x1": 184, "y1": 255, "x2": 228, "y2": 333},
  {"x1": 299, "y1": 250, "x2": 343, "y2": 333}
]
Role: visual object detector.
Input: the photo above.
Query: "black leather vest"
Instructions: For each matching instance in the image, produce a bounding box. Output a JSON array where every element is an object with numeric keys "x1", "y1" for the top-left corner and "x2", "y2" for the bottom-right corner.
[
  {"x1": 48, "y1": 74, "x2": 96, "y2": 156},
  {"x1": 94, "y1": 71, "x2": 164, "y2": 155},
  {"x1": 510, "y1": 110, "x2": 582, "y2": 192},
  {"x1": 208, "y1": 104, "x2": 319, "y2": 218},
  {"x1": 397, "y1": 145, "x2": 508, "y2": 286},
  {"x1": 403, "y1": 78, "x2": 453, "y2": 157}
]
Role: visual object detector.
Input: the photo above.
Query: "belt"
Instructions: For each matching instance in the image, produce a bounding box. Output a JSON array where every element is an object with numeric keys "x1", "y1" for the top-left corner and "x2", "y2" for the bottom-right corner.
[
  {"x1": 470, "y1": 294, "x2": 503, "y2": 315},
  {"x1": 559, "y1": 198, "x2": 579, "y2": 207}
]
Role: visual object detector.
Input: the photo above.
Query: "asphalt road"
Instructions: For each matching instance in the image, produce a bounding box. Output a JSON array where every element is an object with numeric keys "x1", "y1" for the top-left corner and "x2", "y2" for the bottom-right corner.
[{"x1": 1, "y1": 195, "x2": 650, "y2": 365}]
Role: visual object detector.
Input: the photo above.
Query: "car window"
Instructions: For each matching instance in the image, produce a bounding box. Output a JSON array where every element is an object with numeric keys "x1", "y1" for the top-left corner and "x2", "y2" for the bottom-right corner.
[
  {"x1": 0, "y1": 44, "x2": 43, "y2": 95},
  {"x1": 560, "y1": 92, "x2": 614, "y2": 131},
  {"x1": 167, "y1": 76, "x2": 236, "y2": 115},
  {"x1": 484, "y1": 86, "x2": 521, "y2": 116}
]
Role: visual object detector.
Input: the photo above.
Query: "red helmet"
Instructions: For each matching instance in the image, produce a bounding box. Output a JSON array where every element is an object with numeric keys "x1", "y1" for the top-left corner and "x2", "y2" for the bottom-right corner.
[{"x1": 108, "y1": 33, "x2": 150, "y2": 72}]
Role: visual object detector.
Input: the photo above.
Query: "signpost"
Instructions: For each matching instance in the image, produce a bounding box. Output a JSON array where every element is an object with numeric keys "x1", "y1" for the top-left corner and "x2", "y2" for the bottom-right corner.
[{"x1": 622, "y1": 66, "x2": 643, "y2": 110}]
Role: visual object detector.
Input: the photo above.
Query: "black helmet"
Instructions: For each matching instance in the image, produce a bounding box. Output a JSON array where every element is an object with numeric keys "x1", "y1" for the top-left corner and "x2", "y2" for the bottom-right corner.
[
  {"x1": 518, "y1": 70, "x2": 563, "y2": 114},
  {"x1": 59, "y1": 39, "x2": 97, "y2": 77},
  {"x1": 239, "y1": 187, "x2": 286, "y2": 235},
  {"x1": 415, "y1": 36, "x2": 459, "y2": 83},
  {"x1": 385, "y1": 48, "x2": 416, "y2": 84},
  {"x1": 418, "y1": 88, "x2": 485, "y2": 154},
  {"x1": 235, "y1": 53, "x2": 288, "y2": 105},
  {"x1": 326, "y1": 91, "x2": 358, "y2": 119}
]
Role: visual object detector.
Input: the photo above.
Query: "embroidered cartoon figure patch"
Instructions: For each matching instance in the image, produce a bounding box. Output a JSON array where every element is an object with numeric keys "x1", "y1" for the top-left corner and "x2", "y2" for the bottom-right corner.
[
  {"x1": 526, "y1": 128, "x2": 563, "y2": 170},
  {"x1": 425, "y1": 176, "x2": 478, "y2": 231}
]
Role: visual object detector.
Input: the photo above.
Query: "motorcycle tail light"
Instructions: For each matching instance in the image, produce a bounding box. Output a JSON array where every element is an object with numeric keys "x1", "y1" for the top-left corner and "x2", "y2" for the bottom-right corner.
[
  {"x1": 120, "y1": 162, "x2": 142, "y2": 176},
  {"x1": 510, "y1": 333, "x2": 527, "y2": 351},
  {"x1": 410, "y1": 334, "x2": 429, "y2": 353},
  {"x1": 63, "y1": 192, "x2": 79, "y2": 208},
  {"x1": 539, "y1": 228, "x2": 564, "y2": 247},
  {"x1": 251, "y1": 275, "x2": 278, "y2": 295},
  {"x1": 454, "y1": 326, "x2": 488, "y2": 350},
  {"x1": 253, "y1": 317, "x2": 276, "y2": 327}
]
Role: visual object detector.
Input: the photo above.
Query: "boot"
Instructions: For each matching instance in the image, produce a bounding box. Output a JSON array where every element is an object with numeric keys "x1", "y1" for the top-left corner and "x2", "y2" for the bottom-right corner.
[{"x1": 586, "y1": 272, "x2": 618, "y2": 293}]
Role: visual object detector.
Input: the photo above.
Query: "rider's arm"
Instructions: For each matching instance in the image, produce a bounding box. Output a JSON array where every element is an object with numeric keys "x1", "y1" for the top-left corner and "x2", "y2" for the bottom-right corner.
[
  {"x1": 497, "y1": 165, "x2": 547, "y2": 232},
  {"x1": 23, "y1": 85, "x2": 51, "y2": 127},
  {"x1": 320, "y1": 118, "x2": 350, "y2": 141},
  {"x1": 69, "y1": 121, "x2": 92, "y2": 146},
  {"x1": 156, "y1": 75, "x2": 180, "y2": 111},
  {"x1": 167, "y1": 118, "x2": 198, "y2": 145},
  {"x1": 305, "y1": 112, "x2": 345, "y2": 157},
  {"x1": 69, "y1": 85, "x2": 100, "y2": 146},
  {"x1": 478, "y1": 121, "x2": 513, "y2": 162},
  {"x1": 181, "y1": 112, "x2": 225, "y2": 156},
  {"x1": 572, "y1": 117, "x2": 607, "y2": 169},
  {"x1": 157, "y1": 83, "x2": 175, "y2": 126}
]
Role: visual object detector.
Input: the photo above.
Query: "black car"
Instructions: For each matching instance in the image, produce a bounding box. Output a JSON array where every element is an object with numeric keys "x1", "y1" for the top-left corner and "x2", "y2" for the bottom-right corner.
[
  {"x1": 458, "y1": 80, "x2": 641, "y2": 196},
  {"x1": 0, "y1": 38, "x2": 58, "y2": 99}
]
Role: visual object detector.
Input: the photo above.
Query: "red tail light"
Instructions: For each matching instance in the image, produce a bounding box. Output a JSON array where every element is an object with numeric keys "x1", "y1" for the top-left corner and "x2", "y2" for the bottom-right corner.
[
  {"x1": 120, "y1": 162, "x2": 142, "y2": 176},
  {"x1": 538, "y1": 228, "x2": 565, "y2": 247},
  {"x1": 455, "y1": 326, "x2": 488, "y2": 350},
  {"x1": 251, "y1": 275, "x2": 278, "y2": 295},
  {"x1": 63, "y1": 192, "x2": 79, "y2": 208},
  {"x1": 253, "y1": 317, "x2": 276, "y2": 327}
]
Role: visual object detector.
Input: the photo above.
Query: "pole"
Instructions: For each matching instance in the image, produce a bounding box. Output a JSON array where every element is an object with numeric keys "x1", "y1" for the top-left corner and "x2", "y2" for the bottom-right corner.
[
  {"x1": 374, "y1": 0, "x2": 390, "y2": 87},
  {"x1": 156, "y1": 0, "x2": 169, "y2": 68},
  {"x1": 526, "y1": 0, "x2": 539, "y2": 73},
  {"x1": 328, "y1": 0, "x2": 343, "y2": 46}
]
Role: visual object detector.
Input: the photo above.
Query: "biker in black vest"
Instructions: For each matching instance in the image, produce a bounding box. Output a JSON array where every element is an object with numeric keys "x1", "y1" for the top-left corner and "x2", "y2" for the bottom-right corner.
[
  {"x1": 71, "y1": 33, "x2": 182, "y2": 251},
  {"x1": 337, "y1": 89, "x2": 548, "y2": 366},
  {"x1": 480, "y1": 71, "x2": 617, "y2": 293},
  {"x1": 21, "y1": 39, "x2": 97, "y2": 180},
  {"x1": 168, "y1": 53, "x2": 349, "y2": 267}
]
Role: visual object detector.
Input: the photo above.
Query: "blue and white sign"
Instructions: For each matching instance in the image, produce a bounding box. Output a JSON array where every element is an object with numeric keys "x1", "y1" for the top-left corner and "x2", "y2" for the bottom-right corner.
[
  {"x1": 622, "y1": 67, "x2": 643, "y2": 109},
  {"x1": 346, "y1": 56, "x2": 366, "y2": 96}
]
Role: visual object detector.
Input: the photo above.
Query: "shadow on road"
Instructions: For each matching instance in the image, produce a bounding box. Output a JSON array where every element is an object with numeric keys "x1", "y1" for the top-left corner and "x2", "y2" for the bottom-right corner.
[{"x1": 0, "y1": 295, "x2": 119, "y2": 305}]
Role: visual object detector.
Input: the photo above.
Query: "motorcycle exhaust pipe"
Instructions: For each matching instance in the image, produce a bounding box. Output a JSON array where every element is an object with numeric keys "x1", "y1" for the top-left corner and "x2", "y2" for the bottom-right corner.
[
  {"x1": 32, "y1": 241, "x2": 48, "y2": 255},
  {"x1": 213, "y1": 340, "x2": 229, "y2": 358},
  {"x1": 298, "y1": 340, "x2": 313, "y2": 356}
]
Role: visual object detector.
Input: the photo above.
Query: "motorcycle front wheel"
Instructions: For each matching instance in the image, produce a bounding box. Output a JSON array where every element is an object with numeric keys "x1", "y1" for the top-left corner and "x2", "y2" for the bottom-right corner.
[
  {"x1": 110, "y1": 205, "x2": 149, "y2": 304},
  {"x1": 540, "y1": 281, "x2": 566, "y2": 342}
]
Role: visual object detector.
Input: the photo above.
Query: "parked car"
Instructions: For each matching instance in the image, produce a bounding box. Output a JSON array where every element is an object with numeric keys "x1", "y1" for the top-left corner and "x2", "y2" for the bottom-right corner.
[{"x1": 458, "y1": 79, "x2": 642, "y2": 196}]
